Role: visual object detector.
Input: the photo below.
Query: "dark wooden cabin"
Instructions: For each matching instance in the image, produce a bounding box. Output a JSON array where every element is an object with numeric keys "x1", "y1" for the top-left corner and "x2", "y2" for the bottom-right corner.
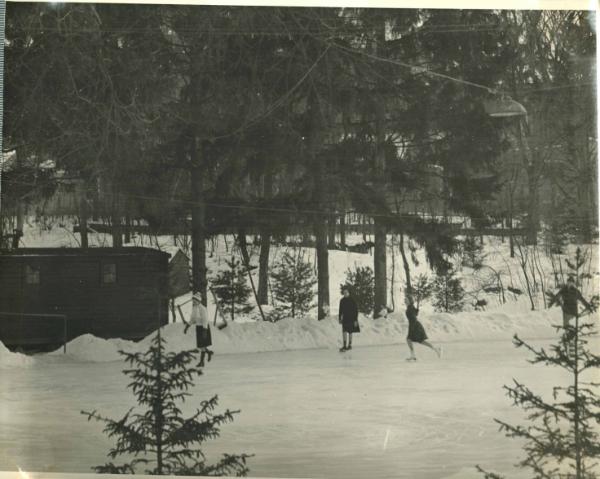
[
  {"x1": 165, "y1": 246, "x2": 191, "y2": 299},
  {"x1": 0, "y1": 247, "x2": 169, "y2": 349}
]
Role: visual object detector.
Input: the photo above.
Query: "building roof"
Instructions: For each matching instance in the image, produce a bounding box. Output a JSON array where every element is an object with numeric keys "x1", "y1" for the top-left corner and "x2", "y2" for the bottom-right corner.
[{"x1": 0, "y1": 247, "x2": 170, "y2": 258}]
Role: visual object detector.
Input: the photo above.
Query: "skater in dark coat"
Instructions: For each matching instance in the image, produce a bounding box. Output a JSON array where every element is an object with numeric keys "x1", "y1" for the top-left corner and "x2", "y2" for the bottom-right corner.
[
  {"x1": 549, "y1": 276, "x2": 593, "y2": 348},
  {"x1": 549, "y1": 276, "x2": 592, "y2": 329},
  {"x1": 405, "y1": 295, "x2": 441, "y2": 361},
  {"x1": 184, "y1": 293, "x2": 214, "y2": 367},
  {"x1": 339, "y1": 287, "x2": 360, "y2": 352}
]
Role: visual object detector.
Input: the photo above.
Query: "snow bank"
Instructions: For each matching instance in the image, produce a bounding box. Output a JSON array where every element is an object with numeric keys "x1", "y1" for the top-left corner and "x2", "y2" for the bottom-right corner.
[
  {"x1": 211, "y1": 308, "x2": 560, "y2": 354},
  {"x1": 0, "y1": 341, "x2": 35, "y2": 368},
  {"x1": 49, "y1": 308, "x2": 562, "y2": 363},
  {"x1": 49, "y1": 334, "x2": 136, "y2": 362}
]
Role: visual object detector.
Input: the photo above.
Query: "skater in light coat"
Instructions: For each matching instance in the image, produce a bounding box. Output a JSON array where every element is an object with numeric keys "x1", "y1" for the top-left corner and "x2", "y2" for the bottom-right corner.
[
  {"x1": 184, "y1": 292, "x2": 214, "y2": 367},
  {"x1": 405, "y1": 294, "x2": 441, "y2": 361}
]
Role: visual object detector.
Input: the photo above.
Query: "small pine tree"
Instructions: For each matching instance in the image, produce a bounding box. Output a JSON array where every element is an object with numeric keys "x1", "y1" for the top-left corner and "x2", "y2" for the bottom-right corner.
[
  {"x1": 81, "y1": 330, "x2": 251, "y2": 476},
  {"x1": 432, "y1": 266, "x2": 465, "y2": 313},
  {"x1": 462, "y1": 236, "x2": 486, "y2": 270},
  {"x1": 543, "y1": 220, "x2": 570, "y2": 255},
  {"x1": 341, "y1": 265, "x2": 375, "y2": 315},
  {"x1": 270, "y1": 250, "x2": 316, "y2": 318},
  {"x1": 211, "y1": 256, "x2": 253, "y2": 322},
  {"x1": 407, "y1": 274, "x2": 434, "y2": 309},
  {"x1": 478, "y1": 248, "x2": 600, "y2": 479}
]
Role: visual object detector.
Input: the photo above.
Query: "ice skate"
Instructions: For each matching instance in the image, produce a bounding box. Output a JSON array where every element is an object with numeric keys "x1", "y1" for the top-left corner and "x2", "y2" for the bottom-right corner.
[
  {"x1": 206, "y1": 350, "x2": 214, "y2": 362},
  {"x1": 339, "y1": 346, "x2": 348, "y2": 352},
  {"x1": 406, "y1": 356, "x2": 417, "y2": 362}
]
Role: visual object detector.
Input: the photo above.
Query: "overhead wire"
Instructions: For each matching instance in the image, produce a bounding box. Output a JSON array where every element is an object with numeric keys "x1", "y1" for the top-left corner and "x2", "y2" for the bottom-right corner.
[{"x1": 4, "y1": 9, "x2": 595, "y2": 228}]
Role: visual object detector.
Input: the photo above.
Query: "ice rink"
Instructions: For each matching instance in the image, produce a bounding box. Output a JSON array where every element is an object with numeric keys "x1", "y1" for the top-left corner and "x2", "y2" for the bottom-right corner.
[{"x1": 0, "y1": 338, "x2": 570, "y2": 479}]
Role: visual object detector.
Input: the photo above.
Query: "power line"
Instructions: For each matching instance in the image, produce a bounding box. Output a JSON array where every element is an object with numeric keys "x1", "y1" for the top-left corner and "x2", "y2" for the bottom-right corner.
[{"x1": 330, "y1": 41, "x2": 498, "y2": 95}]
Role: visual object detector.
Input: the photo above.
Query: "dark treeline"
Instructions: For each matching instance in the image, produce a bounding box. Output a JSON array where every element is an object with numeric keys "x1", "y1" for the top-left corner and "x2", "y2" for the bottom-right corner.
[{"x1": 2, "y1": 5, "x2": 596, "y2": 317}]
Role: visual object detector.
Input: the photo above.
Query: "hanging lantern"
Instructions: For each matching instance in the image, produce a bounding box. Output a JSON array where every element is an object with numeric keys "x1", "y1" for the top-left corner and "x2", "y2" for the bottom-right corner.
[{"x1": 483, "y1": 96, "x2": 528, "y2": 118}]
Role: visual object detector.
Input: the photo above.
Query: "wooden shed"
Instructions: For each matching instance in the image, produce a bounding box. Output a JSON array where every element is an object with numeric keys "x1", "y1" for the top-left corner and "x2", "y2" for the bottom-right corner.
[
  {"x1": 163, "y1": 246, "x2": 191, "y2": 299},
  {"x1": 0, "y1": 247, "x2": 169, "y2": 349}
]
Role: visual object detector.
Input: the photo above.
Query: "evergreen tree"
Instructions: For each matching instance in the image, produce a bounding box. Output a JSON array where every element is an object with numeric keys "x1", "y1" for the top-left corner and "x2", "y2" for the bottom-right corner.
[
  {"x1": 211, "y1": 257, "x2": 253, "y2": 322},
  {"x1": 462, "y1": 236, "x2": 486, "y2": 270},
  {"x1": 543, "y1": 219, "x2": 570, "y2": 256},
  {"x1": 408, "y1": 274, "x2": 434, "y2": 310},
  {"x1": 270, "y1": 250, "x2": 316, "y2": 319},
  {"x1": 478, "y1": 248, "x2": 599, "y2": 479},
  {"x1": 432, "y1": 265, "x2": 466, "y2": 313},
  {"x1": 341, "y1": 266, "x2": 375, "y2": 316},
  {"x1": 81, "y1": 331, "x2": 251, "y2": 476}
]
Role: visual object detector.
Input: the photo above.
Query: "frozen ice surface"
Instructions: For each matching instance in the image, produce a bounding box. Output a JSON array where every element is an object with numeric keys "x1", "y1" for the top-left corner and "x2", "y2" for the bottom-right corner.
[{"x1": 0, "y1": 339, "x2": 578, "y2": 479}]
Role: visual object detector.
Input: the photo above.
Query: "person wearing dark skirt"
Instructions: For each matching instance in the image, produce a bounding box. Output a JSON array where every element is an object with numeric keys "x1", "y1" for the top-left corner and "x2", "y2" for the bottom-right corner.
[
  {"x1": 405, "y1": 295, "x2": 441, "y2": 361},
  {"x1": 339, "y1": 286, "x2": 360, "y2": 352},
  {"x1": 184, "y1": 293, "x2": 214, "y2": 367}
]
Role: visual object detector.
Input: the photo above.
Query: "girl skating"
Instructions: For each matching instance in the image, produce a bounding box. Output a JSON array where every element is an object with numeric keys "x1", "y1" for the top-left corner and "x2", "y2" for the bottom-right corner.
[
  {"x1": 405, "y1": 295, "x2": 441, "y2": 361},
  {"x1": 184, "y1": 292, "x2": 214, "y2": 367}
]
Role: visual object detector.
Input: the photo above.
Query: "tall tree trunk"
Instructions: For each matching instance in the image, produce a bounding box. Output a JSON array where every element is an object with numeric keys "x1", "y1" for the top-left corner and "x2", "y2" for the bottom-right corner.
[
  {"x1": 190, "y1": 142, "x2": 207, "y2": 306},
  {"x1": 258, "y1": 233, "x2": 270, "y2": 305},
  {"x1": 372, "y1": 19, "x2": 388, "y2": 319},
  {"x1": 237, "y1": 229, "x2": 266, "y2": 321},
  {"x1": 373, "y1": 217, "x2": 387, "y2": 317},
  {"x1": 315, "y1": 220, "x2": 329, "y2": 319},
  {"x1": 309, "y1": 91, "x2": 329, "y2": 320},
  {"x1": 516, "y1": 116, "x2": 539, "y2": 246},
  {"x1": 525, "y1": 164, "x2": 539, "y2": 245},
  {"x1": 79, "y1": 181, "x2": 89, "y2": 248},
  {"x1": 112, "y1": 203, "x2": 123, "y2": 249},
  {"x1": 339, "y1": 212, "x2": 346, "y2": 247},
  {"x1": 257, "y1": 172, "x2": 273, "y2": 305},
  {"x1": 399, "y1": 233, "x2": 411, "y2": 296},
  {"x1": 230, "y1": 257, "x2": 235, "y2": 322},
  {"x1": 328, "y1": 213, "x2": 336, "y2": 248},
  {"x1": 124, "y1": 214, "x2": 131, "y2": 244},
  {"x1": 12, "y1": 206, "x2": 23, "y2": 249}
]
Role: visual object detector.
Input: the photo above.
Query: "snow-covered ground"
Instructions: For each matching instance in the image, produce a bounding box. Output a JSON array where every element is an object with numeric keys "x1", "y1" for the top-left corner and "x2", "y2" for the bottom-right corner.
[{"x1": 2, "y1": 220, "x2": 598, "y2": 478}]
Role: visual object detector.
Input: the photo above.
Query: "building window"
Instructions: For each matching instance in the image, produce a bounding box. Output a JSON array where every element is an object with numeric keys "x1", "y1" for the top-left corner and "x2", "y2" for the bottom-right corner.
[
  {"x1": 102, "y1": 263, "x2": 117, "y2": 284},
  {"x1": 25, "y1": 264, "x2": 40, "y2": 285}
]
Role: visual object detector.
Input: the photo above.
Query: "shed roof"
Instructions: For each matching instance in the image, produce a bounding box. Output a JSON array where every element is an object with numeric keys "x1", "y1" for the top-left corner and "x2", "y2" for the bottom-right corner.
[{"x1": 0, "y1": 247, "x2": 170, "y2": 258}]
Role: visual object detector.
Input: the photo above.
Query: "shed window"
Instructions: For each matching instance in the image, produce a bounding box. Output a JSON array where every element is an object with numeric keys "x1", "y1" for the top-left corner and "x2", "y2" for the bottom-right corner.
[
  {"x1": 25, "y1": 264, "x2": 40, "y2": 285},
  {"x1": 102, "y1": 263, "x2": 117, "y2": 284}
]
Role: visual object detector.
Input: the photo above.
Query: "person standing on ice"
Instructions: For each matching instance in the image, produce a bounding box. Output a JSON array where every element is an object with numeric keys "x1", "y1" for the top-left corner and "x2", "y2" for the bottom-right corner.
[
  {"x1": 405, "y1": 294, "x2": 441, "y2": 361},
  {"x1": 184, "y1": 292, "x2": 214, "y2": 367},
  {"x1": 338, "y1": 286, "x2": 360, "y2": 352},
  {"x1": 549, "y1": 276, "x2": 592, "y2": 340}
]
